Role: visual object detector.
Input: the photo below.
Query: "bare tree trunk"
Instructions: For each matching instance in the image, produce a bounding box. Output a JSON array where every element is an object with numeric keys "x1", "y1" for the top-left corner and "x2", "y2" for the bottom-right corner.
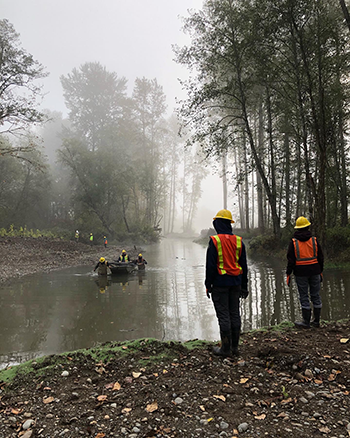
[{"x1": 339, "y1": 0, "x2": 350, "y2": 32}]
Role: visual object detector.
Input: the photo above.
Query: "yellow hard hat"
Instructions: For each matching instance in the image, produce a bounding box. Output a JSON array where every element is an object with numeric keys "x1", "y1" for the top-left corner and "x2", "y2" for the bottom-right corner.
[
  {"x1": 104, "y1": 236, "x2": 106, "y2": 238},
  {"x1": 213, "y1": 209, "x2": 234, "y2": 223},
  {"x1": 99, "y1": 257, "x2": 105, "y2": 263},
  {"x1": 138, "y1": 253, "x2": 142, "y2": 257},
  {"x1": 122, "y1": 249, "x2": 126, "y2": 253},
  {"x1": 294, "y1": 216, "x2": 311, "y2": 229}
]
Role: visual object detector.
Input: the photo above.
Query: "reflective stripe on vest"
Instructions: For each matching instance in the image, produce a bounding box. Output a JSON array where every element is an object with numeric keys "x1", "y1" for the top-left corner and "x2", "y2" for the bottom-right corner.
[
  {"x1": 293, "y1": 237, "x2": 318, "y2": 265},
  {"x1": 211, "y1": 234, "x2": 243, "y2": 276}
]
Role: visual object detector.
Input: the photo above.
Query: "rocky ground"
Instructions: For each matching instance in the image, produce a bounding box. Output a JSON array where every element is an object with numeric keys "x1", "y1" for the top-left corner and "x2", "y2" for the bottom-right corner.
[
  {"x1": 0, "y1": 237, "x2": 350, "y2": 437},
  {"x1": 0, "y1": 237, "x2": 141, "y2": 283},
  {"x1": 0, "y1": 321, "x2": 349, "y2": 438}
]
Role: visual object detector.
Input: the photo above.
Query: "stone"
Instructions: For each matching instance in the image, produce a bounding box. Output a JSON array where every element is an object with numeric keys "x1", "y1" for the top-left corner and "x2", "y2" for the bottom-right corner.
[
  {"x1": 23, "y1": 419, "x2": 35, "y2": 430},
  {"x1": 174, "y1": 397, "x2": 184, "y2": 405},
  {"x1": 61, "y1": 371, "x2": 69, "y2": 377},
  {"x1": 220, "y1": 421, "x2": 229, "y2": 429},
  {"x1": 238, "y1": 422, "x2": 249, "y2": 433}
]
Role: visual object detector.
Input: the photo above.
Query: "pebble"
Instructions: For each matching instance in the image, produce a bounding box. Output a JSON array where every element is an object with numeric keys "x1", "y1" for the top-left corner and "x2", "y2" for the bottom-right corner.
[
  {"x1": 200, "y1": 419, "x2": 208, "y2": 426},
  {"x1": 238, "y1": 422, "x2": 249, "y2": 433},
  {"x1": 132, "y1": 427, "x2": 141, "y2": 433},
  {"x1": 61, "y1": 371, "x2": 69, "y2": 377},
  {"x1": 72, "y1": 392, "x2": 79, "y2": 398},
  {"x1": 219, "y1": 432, "x2": 228, "y2": 437},
  {"x1": 174, "y1": 397, "x2": 184, "y2": 405},
  {"x1": 220, "y1": 421, "x2": 229, "y2": 429},
  {"x1": 46, "y1": 414, "x2": 54, "y2": 419},
  {"x1": 305, "y1": 391, "x2": 315, "y2": 399},
  {"x1": 22, "y1": 431, "x2": 33, "y2": 438},
  {"x1": 86, "y1": 378, "x2": 92, "y2": 384},
  {"x1": 304, "y1": 369, "x2": 313, "y2": 378},
  {"x1": 23, "y1": 412, "x2": 33, "y2": 418},
  {"x1": 299, "y1": 397, "x2": 308, "y2": 404},
  {"x1": 23, "y1": 419, "x2": 35, "y2": 430},
  {"x1": 110, "y1": 403, "x2": 117, "y2": 408}
]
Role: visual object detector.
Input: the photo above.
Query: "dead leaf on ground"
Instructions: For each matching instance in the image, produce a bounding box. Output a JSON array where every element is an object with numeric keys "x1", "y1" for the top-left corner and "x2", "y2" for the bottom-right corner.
[
  {"x1": 122, "y1": 407, "x2": 132, "y2": 414},
  {"x1": 213, "y1": 395, "x2": 226, "y2": 402},
  {"x1": 132, "y1": 372, "x2": 141, "y2": 378},
  {"x1": 319, "y1": 426, "x2": 331, "y2": 433},
  {"x1": 104, "y1": 382, "x2": 114, "y2": 390},
  {"x1": 328, "y1": 374, "x2": 336, "y2": 381},
  {"x1": 11, "y1": 408, "x2": 21, "y2": 415},
  {"x1": 340, "y1": 338, "x2": 349, "y2": 344},
  {"x1": 240, "y1": 378, "x2": 249, "y2": 384},
  {"x1": 255, "y1": 414, "x2": 266, "y2": 420},
  {"x1": 122, "y1": 345, "x2": 128, "y2": 350},
  {"x1": 280, "y1": 397, "x2": 293, "y2": 405},
  {"x1": 97, "y1": 395, "x2": 107, "y2": 402},
  {"x1": 314, "y1": 379, "x2": 323, "y2": 385},
  {"x1": 95, "y1": 434, "x2": 106, "y2": 438},
  {"x1": 162, "y1": 369, "x2": 168, "y2": 374},
  {"x1": 112, "y1": 382, "x2": 121, "y2": 391},
  {"x1": 146, "y1": 401, "x2": 158, "y2": 412},
  {"x1": 43, "y1": 396, "x2": 55, "y2": 404},
  {"x1": 199, "y1": 405, "x2": 205, "y2": 411}
]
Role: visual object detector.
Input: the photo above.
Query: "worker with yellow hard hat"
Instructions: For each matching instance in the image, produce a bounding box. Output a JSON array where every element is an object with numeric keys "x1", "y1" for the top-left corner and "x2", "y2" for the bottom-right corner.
[
  {"x1": 134, "y1": 253, "x2": 147, "y2": 270},
  {"x1": 205, "y1": 209, "x2": 248, "y2": 357},
  {"x1": 286, "y1": 216, "x2": 324, "y2": 328},
  {"x1": 93, "y1": 256, "x2": 110, "y2": 275},
  {"x1": 118, "y1": 249, "x2": 130, "y2": 263}
]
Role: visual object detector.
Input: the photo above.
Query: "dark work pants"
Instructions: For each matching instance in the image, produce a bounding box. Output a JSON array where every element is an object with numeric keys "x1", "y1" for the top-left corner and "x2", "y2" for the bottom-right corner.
[
  {"x1": 295, "y1": 275, "x2": 322, "y2": 310},
  {"x1": 211, "y1": 285, "x2": 241, "y2": 332}
]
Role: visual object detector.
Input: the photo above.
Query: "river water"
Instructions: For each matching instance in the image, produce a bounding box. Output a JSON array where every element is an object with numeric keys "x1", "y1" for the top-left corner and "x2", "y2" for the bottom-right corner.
[{"x1": 0, "y1": 238, "x2": 349, "y2": 367}]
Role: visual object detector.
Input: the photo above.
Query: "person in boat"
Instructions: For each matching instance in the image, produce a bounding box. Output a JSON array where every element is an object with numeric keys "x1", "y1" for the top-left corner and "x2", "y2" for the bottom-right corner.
[
  {"x1": 94, "y1": 257, "x2": 110, "y2": 275},
  {"x1": 118, "y1": 249, "x2": 130, "y2": 263},
  {"x1": 134, "y1": 253, "x2": 147, "y2": 270}
]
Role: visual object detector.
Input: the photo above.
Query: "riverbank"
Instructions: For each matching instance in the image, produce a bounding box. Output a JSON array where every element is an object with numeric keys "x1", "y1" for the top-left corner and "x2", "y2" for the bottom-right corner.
[
  {"x1": 0, "y1": 237, "x2": 142, "y2": 284},
  {"x1": 0, "y1": 320, "x2": 349, "y2": 437}
]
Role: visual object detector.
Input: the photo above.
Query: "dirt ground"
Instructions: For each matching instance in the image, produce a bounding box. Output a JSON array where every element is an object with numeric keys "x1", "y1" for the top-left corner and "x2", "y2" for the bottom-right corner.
[
  {"x1": 0, "y1": 321, "x2": 349, "y2": 438},
  {"x1": 0, "y1": 237, "x2": 349, "y2": 437},
  {"x1": 0, "y1": 237, "x2": 141, "y2": 283}
]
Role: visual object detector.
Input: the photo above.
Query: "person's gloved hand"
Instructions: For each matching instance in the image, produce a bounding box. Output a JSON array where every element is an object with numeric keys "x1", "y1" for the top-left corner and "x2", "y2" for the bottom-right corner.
[
  {"x1": 240, "y1": 289, "x2": 249, "y2": 299},
  {"x1": 286, "y1": 275, "x2": 290, "y2": 287},
  {"x1": 206, "y1": 287, "x2": 212, "y2": 299}
]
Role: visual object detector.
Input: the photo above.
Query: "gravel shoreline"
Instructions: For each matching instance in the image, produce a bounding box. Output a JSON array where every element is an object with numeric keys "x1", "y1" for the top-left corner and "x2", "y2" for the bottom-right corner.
[{"x1": 0, "y1": 237, "x2": 141, "y2": 284}]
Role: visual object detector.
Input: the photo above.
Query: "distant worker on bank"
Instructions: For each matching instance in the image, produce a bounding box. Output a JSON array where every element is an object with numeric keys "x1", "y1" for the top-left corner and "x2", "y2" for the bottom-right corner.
[
  {"x1": 75, "y1": 230, "x2": 79, "y2": 243},
  {"x1": 135, "y1": 253, "x2": 147, "y2": 270},
  {"x1": 94, "y1": 257, "x2": 110, "y2": 275},
  {"x1": 89, "y1": 233, "x2": 93, "y2": 246},
  {"x1": 286, "y1": 216, "x2": 324, "y2": 329},
  {"x1": 104, "y1": 236, "x2": 108, "y2": 248},
  {"x1": 119, "y1": 249, "x2": 129, "y2": 262},
  {"x1": 205, "y1": 209, "x2": 248, "y2": 357}
]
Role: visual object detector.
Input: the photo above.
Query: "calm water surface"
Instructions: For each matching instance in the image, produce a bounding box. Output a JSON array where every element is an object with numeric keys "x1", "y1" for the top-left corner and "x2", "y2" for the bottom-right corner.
[{"x1": 1, "y1": 238, "x2": 349, "y2": 366}]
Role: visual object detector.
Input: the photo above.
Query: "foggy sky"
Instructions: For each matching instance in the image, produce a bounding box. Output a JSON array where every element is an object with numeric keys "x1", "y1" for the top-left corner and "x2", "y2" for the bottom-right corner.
[{"x1": 1, "y1": 0, "x2": 224, "y2": 232}]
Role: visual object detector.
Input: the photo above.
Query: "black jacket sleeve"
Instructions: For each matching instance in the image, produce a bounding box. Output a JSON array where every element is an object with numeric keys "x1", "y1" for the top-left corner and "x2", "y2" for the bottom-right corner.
[
  {"x1": 239, "y1": 242, "x2": 248, "y2": 290},
  {"x1": 94, "y1": 262, "x2": 100, "y2": 271},
  {"x1": 286, "y1": 240, "x2": 296, "y2": 275},
  {"x1": 205, "y1": 238, "x2": 217, "y2": 289}
]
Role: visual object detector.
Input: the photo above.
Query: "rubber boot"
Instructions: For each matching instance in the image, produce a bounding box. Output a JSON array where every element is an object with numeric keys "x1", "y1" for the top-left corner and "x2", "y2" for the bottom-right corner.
[
  {"x1": 212, "y1": 331, "x2": 231, "y2": 357},
  {"x1": 294, "y1": 308, "x2": 311, "y2": 329},
  {"x1": 231, "y1": 327, "x2": 240, "y2": 356},
  {"x1": 311, "y1": 307, "x2": 321, "y2": 328}
]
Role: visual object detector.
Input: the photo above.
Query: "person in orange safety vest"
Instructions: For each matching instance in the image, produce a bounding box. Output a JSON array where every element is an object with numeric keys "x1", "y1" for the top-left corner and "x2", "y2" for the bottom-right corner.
[
  {"x1": 205, "y1": 209, "x2": 248, "y2": 357},
  {"x1": 286, "y1": 216, "x2": 324, "y2": 328}
]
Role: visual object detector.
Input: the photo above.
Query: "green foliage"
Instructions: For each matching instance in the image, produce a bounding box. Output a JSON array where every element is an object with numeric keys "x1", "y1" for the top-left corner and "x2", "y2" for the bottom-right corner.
[
  {"x1": 325, "y1": 226, "x2": 350, "y2": 259},
  {"x1": 0, "y1": 225, "x2": 59, "y2": 239}
]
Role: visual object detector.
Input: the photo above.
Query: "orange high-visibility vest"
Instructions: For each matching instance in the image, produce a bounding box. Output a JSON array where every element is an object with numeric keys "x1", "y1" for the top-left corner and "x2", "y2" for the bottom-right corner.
[
  {"x1": 292, "y1": 237, "x2": 318, "y2": 266},
  {"x1": 211, "y1": 234, "x2": 243, "y2": 276}
]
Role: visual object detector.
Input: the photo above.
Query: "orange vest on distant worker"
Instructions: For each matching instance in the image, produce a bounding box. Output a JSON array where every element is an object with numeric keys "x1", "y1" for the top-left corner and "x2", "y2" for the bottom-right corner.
[
  {"x1": 211, "y1": 234, "x2": 243, "y2": 276},
  {"x1": 292, "y1": 237, "x2": 318, "y2": 266}
]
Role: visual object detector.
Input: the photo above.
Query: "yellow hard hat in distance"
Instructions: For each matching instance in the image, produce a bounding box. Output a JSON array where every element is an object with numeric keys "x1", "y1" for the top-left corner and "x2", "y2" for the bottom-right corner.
[
  {"x1": 100, "y1": 257, "x2": 105, "y2": 263},
  {"x1": 122, "y1": 249, "x2": 126, "y2": 253},
  {"x1": 138, "y1": 253, "x2": 142, "y2": 257},
  {"x1": 294, "y1": 216, "x2": 311, "y2": 229},
  {"x1": 213, "y1": 209, "x2": 234, "y2": 223}
]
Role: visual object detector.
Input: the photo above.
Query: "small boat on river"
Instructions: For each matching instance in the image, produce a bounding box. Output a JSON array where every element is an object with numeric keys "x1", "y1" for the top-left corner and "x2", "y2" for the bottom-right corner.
[{"x1": 108, "y1": 262, "x2": 137, "y2": 275}]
